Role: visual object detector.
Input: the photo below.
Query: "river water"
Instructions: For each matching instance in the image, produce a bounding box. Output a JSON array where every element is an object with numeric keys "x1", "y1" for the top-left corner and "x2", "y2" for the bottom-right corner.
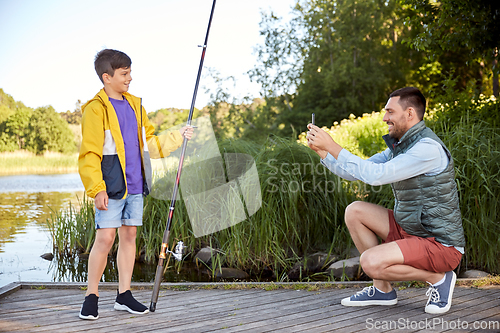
[
  {"x1": 0, "y1": 174, "x2": 85, "y2": 288},
  {"x1": 0, "y1": 173, "x2": 210, "y2": 288}
]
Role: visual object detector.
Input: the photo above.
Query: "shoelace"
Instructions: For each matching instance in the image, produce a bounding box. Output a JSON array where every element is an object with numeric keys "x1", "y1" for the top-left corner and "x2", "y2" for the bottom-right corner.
[
  {"x1": 354, "y1": 286, "x2": 376, "y2": 298},
  {"x1": 425, "y1": 284, "x2": 441, "y2": 304}
]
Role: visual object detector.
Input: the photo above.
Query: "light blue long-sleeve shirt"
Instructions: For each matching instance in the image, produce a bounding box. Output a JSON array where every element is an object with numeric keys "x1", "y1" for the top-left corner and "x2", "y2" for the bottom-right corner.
[
  {"x1": 321, "y1": 137, "x2": 464, "y2": 253},
  {"x1": 320, "y1": 137, "x2": 449, "y2": 185}
]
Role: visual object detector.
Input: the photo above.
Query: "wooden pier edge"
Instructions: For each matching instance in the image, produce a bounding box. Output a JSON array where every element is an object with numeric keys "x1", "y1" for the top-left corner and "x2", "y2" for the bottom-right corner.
[
  {"x1": 0, "y1": 278, "x2": 482, "y2": 299},
  {"x1": 0, "y1": 282, "x2": 21, "y2": 299}
]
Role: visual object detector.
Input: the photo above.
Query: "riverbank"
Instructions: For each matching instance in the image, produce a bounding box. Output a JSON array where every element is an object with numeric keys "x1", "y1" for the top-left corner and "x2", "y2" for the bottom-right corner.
[{"x1": 0, "y1": 151, "x2": 78, "y2": 175}]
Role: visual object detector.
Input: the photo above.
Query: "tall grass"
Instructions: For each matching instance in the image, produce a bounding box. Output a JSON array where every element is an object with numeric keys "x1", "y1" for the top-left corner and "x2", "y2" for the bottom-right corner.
[
  {"x1": 427, "y1": 96, "x2": 500, "y2": 274},
  {"x1": 48, "y1": 96, "x2": 500, "y2": 277},
  {"x1": 0, "y1": 150, "x2": 78, "y2": 175},
  {"x1": 47, "y1": 137, "x2": 359, "y2": 280},
  {"x1": 141, "y1": 137, "x2": 358, "y2": 279},
  {"x1": 46, "y1": 195, "x2": 95, "y2": 256}
]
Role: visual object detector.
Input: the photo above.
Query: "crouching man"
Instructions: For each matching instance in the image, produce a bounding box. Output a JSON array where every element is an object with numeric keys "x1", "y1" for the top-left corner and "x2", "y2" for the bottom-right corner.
[{"x1": 306, "y1": 87, "x2": 464, "y2": 314}]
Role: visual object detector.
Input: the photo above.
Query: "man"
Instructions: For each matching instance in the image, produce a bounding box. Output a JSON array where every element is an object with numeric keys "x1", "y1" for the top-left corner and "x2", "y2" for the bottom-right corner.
[{"x1": 306, "y1": 87, "x2": 464, "y2": 314}]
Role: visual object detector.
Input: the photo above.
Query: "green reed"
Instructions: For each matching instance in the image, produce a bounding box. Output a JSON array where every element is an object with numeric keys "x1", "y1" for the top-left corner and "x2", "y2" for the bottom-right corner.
[
  {"x1": 139, "y1": 136, "x2": 358, "y2": 279},
  {"x1": 46, "y1": 195, "x2": 95, "y2": 256},
  {"x1": 49, "y1": 96, "x2": 500, "y2": 278},
  {"x1": 0, "y1": 151, "x2": 78, "y2": 175},
  {"x1": 428, "y1": 110, "x2": 500, "y2": 274}
]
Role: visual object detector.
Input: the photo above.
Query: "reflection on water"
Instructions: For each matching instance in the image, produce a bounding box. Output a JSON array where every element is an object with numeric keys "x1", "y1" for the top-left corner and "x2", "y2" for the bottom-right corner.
[
  {"x1": 0, "y1": 173, "x2": 213, "y2": 288},
  {"x1": 0, "y1": 173, "x2": 86, "y2": 287},
  {"x1": 0, "y1": 191, "x2": 84, "y2": 250}
]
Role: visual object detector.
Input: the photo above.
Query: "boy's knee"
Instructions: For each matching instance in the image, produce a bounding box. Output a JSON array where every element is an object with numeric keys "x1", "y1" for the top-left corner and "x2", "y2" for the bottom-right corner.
[
  {"x1": 119, "y1": 227, "x2": 137, "y2": 244},
  {"x1": 95, "y1": 231, "x2": 115, "y2": 250}
]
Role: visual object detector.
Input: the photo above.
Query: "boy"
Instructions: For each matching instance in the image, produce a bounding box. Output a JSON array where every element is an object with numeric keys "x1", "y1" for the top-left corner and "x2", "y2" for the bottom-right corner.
[{"x1": 78, "y1": 49, "x2": 194, "y2": 320}]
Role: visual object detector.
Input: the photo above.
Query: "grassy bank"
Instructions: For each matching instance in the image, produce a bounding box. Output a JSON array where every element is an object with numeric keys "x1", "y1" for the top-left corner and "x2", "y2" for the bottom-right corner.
[
  {"x1": 46, "y1": 95, "x2": 500, "y2": 279},
  {"x1": 0, "y1": 150, "x2": 78, "y2": 175},
  {"x1": 47, "y1": 137, "x2": 365, "y2": 280}
]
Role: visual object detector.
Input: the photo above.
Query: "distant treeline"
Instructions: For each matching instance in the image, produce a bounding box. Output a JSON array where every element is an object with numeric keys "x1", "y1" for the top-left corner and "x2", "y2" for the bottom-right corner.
[
  {"x1": 2, "y1": 0, "x2": 499, "y2": 153},
  {"x1": 0, "y1": 89, "x2": 212, "y2": 155},
  {"x1": 0, "y1": 89, "x2": 76, "y2": 154}
]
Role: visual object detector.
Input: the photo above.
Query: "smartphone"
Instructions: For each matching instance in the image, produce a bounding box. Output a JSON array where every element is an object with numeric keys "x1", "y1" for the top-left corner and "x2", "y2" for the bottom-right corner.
[{"x1": 311, "y1": 113, "x2": 315, "y2": 125}]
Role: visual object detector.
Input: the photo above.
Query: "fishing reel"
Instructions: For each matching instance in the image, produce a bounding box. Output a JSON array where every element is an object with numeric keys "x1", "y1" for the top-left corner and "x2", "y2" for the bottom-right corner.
[{"x1": 167, "y1": 241, "x2": 186, "y2": 261}]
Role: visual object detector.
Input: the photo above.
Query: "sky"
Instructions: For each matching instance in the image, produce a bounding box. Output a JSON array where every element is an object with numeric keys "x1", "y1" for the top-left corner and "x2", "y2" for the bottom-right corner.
[{"x1": 0, "y1": 0, "x2": 295, "y2": 113}]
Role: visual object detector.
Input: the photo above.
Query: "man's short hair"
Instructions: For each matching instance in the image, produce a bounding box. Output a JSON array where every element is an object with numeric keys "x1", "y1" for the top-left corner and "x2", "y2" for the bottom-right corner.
[
  {"x1": 94, "y1": 49, "x2": 132, "y2": 83},
  {"x1": 389, "y1": 87, "x2": 426, "y2": 120}
]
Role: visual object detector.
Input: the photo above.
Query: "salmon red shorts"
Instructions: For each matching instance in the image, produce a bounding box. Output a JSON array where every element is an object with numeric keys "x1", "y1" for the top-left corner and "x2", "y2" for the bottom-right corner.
[{"x1": 384, "y1": 210, "x2": 462, "y2": 273}]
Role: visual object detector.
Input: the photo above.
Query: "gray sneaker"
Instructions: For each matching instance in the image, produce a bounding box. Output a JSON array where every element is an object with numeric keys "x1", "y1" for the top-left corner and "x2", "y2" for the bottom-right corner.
[
  {"x1": 425, "y1": 271, "x2": 456, "y2": 314},
  {"x1": 341, "y1": 286, "x2": 397, "y2": 306}
]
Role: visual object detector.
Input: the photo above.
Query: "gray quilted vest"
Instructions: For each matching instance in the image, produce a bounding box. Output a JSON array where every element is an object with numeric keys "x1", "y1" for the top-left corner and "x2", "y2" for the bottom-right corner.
[{"x1": 383, "y1": 121, "x2": 465, "y2": 247}]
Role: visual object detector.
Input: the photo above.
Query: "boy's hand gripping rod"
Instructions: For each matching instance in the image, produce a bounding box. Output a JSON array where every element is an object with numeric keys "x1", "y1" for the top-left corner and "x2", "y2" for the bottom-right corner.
[{"x1": 150, "y1": 0, "x2": 217, "y2": 312}]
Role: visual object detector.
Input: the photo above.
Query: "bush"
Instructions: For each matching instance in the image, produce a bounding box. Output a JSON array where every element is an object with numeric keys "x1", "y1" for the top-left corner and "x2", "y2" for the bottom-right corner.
[
  {"x1": 298, "y1": 111, "x2": 388, "y2": 158},
  {"x1": 297, "y1": 96, "x2": 500, "y2": 274},
  {"x1": 427, "y1": 96, "x2": 500, "y2": 274},
  {"x1": 27, "y1": 106, "x2": 76, "y2": 154},
  {"x1": 141, "y1": 137, "x2": 359, "y2": 278}
]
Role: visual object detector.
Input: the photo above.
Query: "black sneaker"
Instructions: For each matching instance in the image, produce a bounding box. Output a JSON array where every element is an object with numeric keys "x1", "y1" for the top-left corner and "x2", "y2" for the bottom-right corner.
[
  {"x1": 79, "y1": 294, "x2": 99, "y2": 320},
  {"x1": 114, "y1": 290, "x2": 149, "y2": 315}
]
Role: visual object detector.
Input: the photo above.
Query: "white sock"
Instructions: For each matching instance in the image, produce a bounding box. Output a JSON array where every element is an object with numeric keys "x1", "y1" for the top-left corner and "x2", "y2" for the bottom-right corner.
[{"x1": 432, "y1": 275, "x2": 446, "y2": 287}]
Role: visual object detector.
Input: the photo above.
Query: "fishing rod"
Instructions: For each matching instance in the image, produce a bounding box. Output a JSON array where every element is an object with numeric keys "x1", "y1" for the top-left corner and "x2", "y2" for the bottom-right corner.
[{"x1": 149, "y1": 0, "x2": 217, "y2": 312}]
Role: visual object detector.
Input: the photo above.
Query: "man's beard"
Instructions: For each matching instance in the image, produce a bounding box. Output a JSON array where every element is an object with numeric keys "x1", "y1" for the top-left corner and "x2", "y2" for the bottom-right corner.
[{"x1": 388, "y1": 123, "x2": 405, "y2": 140}]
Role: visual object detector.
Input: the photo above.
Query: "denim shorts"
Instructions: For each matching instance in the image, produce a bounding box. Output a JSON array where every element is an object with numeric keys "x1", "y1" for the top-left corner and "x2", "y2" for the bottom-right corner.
[{"x1": 94, "y1": 194, "x2": 144, "y2": 229}]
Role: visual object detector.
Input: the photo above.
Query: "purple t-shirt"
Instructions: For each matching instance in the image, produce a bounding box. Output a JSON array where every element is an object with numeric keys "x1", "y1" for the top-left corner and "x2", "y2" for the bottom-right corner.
[{"x1": 109, "y1": 97, "x2": 143, "y2": 194}]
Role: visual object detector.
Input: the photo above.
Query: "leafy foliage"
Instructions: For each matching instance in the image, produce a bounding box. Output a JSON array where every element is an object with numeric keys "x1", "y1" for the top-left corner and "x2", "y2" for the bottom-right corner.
[
  {"x1": 404, "y1": 0, "x2": 500, "y2": 59},
  {"x1": 148, "y1": 107, "x2": 208, "y2": 135},
  {"x1": 403, "y1": 0, "x2": 500, "y2": 96},
  {"x1": 0, "y1": 89, "x2": 77, "y2": 154},
  {"x1": 59, "y1": 100, "x2": 83, "y2": 125},
  {"x1": 249, "y1": 0, "x2": 431, "y2": 137},
  {"x1": 26, "y1": 106, "x2": 76, "y2": 154}
]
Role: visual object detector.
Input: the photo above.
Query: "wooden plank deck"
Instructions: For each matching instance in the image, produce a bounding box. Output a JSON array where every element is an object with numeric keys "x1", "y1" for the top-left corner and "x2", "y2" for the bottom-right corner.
[{"x1": 0, "y1": 281, "x2": 499, "y2": 332}]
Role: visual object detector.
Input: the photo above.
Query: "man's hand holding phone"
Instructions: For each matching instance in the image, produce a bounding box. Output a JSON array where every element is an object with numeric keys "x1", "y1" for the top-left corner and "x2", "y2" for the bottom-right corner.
[{"x1": 306, "y1": 113, "x2": 343, "y2": 159}]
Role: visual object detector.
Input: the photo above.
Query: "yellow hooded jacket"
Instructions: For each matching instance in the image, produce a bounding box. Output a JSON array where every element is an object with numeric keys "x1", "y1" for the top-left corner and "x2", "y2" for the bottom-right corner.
[{"x1": 79, "y1": 89, "x2": 183, "y2": 199}]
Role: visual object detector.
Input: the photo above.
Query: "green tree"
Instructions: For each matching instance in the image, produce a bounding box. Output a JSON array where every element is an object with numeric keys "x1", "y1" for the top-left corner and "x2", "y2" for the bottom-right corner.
[
  {"x1": 248, "y1": 10, "x2": 304, "y2": 137},
  {"x1": 403, "y1": 0, "x2": 500, "y2": 96},
  {"x1": 26, "y1": 106, "x2": 76, "y2": 154},
  {"x1": 0, "y1": 89, "x2": 34, "y2": 152},
  {"x1": 4, "y1": 108, "x2": 32, "y2": 149},
  {"x1": 0, "y1": 88, "x2": 28, "y2": 119},
  {"x1": 60, "y1": 100, "x2": 83, "y2": 125},
  {"x1": 0, "y1": 132, "x2": 18, "y2": 152},
  {"x1": 251, "y1": 0, "x2": 428, "y2": 137},
  {"x1": 203, "y1": 68, "x2": 281, "y2": 142},
  {"x1": 148, "y1": 107, "x2": 207, "y2": 135}
]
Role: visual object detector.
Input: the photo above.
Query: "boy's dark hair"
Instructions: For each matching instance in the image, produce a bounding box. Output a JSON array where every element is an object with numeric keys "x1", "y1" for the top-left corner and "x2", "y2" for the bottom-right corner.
[
  {"x1": 389, "y1": 87, "x2": 426, "y2": 120},
  {"x1": 94, "y1": 49, "x2": 132, "y2": 83}
]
